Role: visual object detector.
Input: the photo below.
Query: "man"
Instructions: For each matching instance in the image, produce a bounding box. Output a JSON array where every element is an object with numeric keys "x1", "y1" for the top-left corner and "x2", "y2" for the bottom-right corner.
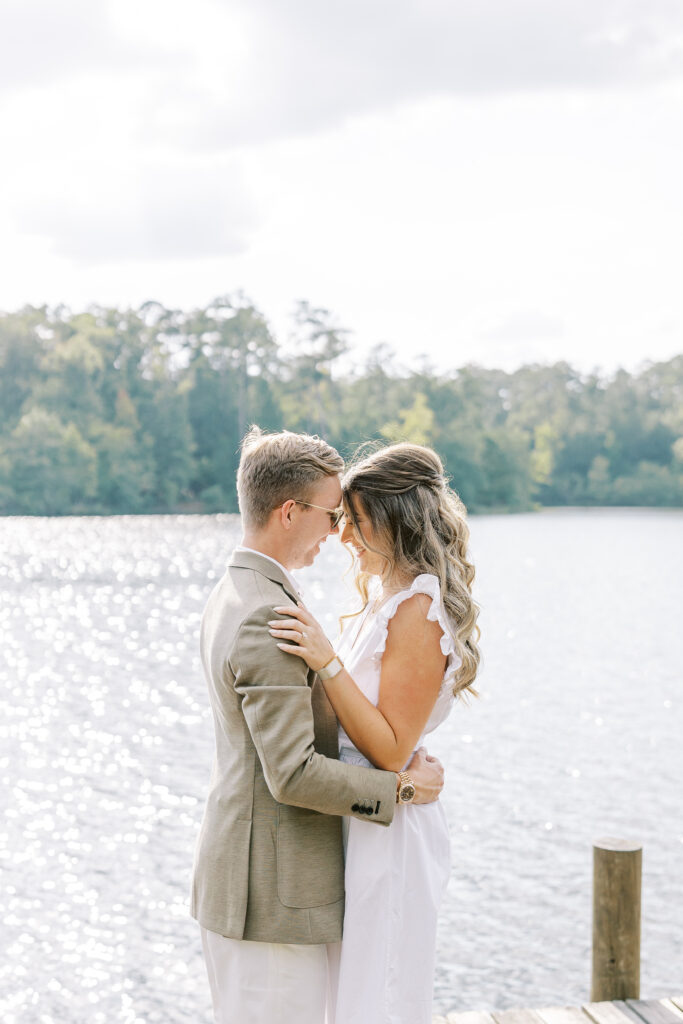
[{"x1": 191, "y1": 426, "x2": 444, "y2": 1024}]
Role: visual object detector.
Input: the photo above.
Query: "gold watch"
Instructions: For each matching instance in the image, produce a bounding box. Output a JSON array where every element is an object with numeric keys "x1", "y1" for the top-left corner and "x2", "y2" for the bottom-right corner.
[{"x1": 396, "y1": 770, "x2": 416, "y2": 804}]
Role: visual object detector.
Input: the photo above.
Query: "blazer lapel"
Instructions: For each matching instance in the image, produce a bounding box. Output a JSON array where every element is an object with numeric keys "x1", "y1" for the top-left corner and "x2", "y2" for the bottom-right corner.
[
  {"x1": 228, "y1": 549, "x2": 324, "y2": 696},
  {"x1": 228, "y1": 549, "x2": 301, "y2": 606}
]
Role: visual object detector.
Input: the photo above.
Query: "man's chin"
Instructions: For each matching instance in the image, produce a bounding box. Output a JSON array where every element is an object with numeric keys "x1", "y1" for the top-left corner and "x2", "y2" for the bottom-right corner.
[
  {"x1": 290, "y1": 542, "x2": 323, "y2": 570},
  {"x1": 290, "y1": 553, "x2": 314, "y2": 570},
  {"x1": 304, "y1": 544, "x2": 323, "y2": 566}
]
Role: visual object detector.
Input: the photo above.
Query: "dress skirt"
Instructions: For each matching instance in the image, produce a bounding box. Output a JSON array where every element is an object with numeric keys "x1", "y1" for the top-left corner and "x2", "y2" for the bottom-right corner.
[{"x1": 335, "y1": 746, "x2": 451, "y2": 1024}]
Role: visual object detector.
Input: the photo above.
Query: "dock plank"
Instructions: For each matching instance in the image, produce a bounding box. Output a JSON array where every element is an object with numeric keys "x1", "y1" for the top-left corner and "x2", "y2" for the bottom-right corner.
[
  {"x1": 625, "y1": 1001, "x2": 683, "y2": 1024},
  {"x1": 537, "y1": 1006, "x2": 593, "y2": 1024},
  {"x1": 583, "y1": 1002, "x2": 640, "y2": 1024},
  {"x1": 611, "y1": 1003, "x2": 657, "y2": 1024},
  {"x1": 491, "y1": 1010, "x2": 546, "y2": 1024},
  {"x1": 435, "y1": 997, "x2": 683, "y2": 1024},
  {"x1": 447, "y1": 1012, "x2": 497, "y2": 1024}
]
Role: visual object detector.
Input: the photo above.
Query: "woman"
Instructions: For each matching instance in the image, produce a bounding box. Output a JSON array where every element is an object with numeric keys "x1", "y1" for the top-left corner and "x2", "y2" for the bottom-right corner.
[{"x1": 268, "y1": 442, "x2": 480, "y2": 1024}]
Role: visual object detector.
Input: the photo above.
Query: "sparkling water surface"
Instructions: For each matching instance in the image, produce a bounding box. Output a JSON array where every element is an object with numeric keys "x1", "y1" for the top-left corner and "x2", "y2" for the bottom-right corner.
[{"x1": 1, "y1": 509, "x2": 681, "y2": 1022}]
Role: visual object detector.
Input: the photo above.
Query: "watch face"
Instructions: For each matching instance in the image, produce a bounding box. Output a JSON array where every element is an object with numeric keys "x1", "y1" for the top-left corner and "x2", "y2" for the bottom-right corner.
[{"x1": 400, "y1": 783, "x2": 416, "y2": 803}]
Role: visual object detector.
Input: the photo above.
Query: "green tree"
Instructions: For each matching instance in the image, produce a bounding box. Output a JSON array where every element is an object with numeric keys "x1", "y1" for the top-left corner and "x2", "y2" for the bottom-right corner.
[
  {"x1": 32, "y1": 324, "x2": 105, "y2": 432},
  {"x1": 279, "y1": 301, "x2": 349, "y2": 438},
  {"x1": 184, "y1": 295, "x2": 280, "y2": 509},
  {"x1": 139, "y1": 383, "x2": 194, "y2": 508},
  {"x1": 91, "y1": 422, "x2": 154, "y2": 512},
  {"x1": 3, "y1": 407, "x2": 97, "y2": 514},
  {"x1": 435, "y1": 425, "x2": 485, "y2": 510},
  {"x1": 531, "y1": 421, "x2": 556, "y2": 487},
  {"x1": 477, "y1": 430, "x2": 534, "y2": 510},
  {"x1": 382, "y1": 392, "x2": 435, "y2": 445},
  {"x1": 0, "y1": 307, "x2": 47, "y2": 431},
  {"x1": 611, "y1": 462, "x2": 683, "y2": 505},
  {"x1": 587, "y1": 454, "x2": 611, "y2": 503}
]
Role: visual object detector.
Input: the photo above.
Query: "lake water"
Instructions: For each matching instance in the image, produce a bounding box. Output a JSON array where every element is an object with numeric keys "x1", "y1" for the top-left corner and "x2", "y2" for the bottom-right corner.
[{"x1": 0, "y1": 509, "x2": 681, "y2": 1022}]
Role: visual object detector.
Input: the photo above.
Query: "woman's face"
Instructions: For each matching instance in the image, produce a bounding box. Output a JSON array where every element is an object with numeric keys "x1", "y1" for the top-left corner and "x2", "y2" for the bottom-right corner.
[{"x1": 340, "y1": 494, "x2": 388, "y2": 577}]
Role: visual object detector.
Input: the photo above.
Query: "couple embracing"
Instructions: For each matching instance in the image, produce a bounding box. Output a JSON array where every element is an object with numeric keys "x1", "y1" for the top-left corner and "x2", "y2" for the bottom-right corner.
[{"x1": 190, "y1": 427, "x2": 480, "y2": 1024}]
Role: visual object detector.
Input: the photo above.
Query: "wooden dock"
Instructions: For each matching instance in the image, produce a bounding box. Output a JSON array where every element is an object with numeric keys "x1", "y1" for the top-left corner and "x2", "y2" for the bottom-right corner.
[{"x1": 433, "y1": 996, "x2": 683, "y2": 1024}]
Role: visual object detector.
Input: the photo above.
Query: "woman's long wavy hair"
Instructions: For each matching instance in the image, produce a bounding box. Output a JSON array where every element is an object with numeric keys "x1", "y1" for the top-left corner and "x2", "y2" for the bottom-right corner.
[{"x1": 342, "y1": 442, "x2": 480, "y2": 699}]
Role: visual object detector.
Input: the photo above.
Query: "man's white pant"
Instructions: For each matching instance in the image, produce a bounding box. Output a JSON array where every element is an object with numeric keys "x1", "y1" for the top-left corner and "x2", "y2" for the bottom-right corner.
[{"x1": 200, "y1": 926, "x2": 341, "y2": 1024}]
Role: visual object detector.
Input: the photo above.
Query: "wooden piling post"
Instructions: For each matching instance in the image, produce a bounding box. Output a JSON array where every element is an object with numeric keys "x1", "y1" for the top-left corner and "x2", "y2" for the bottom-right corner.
[{"x1": 591, "y1": 837, "x2": 642, "y2": 1001}]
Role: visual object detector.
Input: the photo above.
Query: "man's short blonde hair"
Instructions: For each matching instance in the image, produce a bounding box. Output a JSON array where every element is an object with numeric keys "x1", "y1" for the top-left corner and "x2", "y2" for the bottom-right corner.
[{"x1": 237, "y1": 426, "x2": 344, "y2": 529}]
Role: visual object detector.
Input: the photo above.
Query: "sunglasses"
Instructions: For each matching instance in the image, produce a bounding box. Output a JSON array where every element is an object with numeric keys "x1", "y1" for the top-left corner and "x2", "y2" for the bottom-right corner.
[{"x1": 292, "y1": 500, "x2": 345, "y2": 529}]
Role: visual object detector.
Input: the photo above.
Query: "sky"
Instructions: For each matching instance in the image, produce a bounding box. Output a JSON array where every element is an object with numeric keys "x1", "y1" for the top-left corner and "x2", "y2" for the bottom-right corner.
[{"x1": 1, "y1": 0, "x2": 682, "y2": 374}]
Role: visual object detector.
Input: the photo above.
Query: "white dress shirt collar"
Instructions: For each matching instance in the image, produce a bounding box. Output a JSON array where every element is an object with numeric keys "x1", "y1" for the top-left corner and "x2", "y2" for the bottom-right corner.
[{"x1": 234, "y1": 544, "x2": 302, "y2": 597}]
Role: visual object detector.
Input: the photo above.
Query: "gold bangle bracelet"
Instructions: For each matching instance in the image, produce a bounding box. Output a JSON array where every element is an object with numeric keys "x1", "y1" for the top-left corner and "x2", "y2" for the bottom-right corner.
[{"x1": 318, "y1": 655, "x2": 344, "y2": 681}]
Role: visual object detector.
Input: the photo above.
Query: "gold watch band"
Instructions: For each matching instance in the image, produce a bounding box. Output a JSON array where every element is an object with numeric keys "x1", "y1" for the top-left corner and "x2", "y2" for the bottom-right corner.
[{"x1": 396, "y1": 770, "x2": 416, "y2": 803}]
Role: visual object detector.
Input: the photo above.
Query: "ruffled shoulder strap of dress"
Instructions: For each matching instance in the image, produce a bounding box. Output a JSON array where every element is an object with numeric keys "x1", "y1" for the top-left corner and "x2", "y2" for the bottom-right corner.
[{"x1": 373, "y1": 573, "x2": 458, "y2": 662}]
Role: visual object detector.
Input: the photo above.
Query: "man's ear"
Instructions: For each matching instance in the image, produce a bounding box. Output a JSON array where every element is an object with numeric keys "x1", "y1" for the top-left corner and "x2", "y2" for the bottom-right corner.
[{"x1": 279, "y1": 499, "x2": 297, "y2": 530}]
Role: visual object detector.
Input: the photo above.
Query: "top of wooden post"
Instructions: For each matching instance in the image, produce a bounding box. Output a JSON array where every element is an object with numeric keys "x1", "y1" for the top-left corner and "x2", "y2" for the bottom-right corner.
[{"x1": 593, "y1": 837, "x2": 642, "y2": 852}]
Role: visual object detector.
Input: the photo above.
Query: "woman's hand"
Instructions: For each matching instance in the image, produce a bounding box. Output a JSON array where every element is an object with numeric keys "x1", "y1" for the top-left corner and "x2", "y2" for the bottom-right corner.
[{"x1": 268, "y1": 602, "x2": 336, "y2": 672}]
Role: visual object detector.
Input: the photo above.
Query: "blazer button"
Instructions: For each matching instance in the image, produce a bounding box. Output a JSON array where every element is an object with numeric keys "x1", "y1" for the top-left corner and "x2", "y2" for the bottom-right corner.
[
  {"x1": 365, "y1": 807, "x2": 373, "y2": 815},
  {"x1": 351, "y1": 803, "x2": 359, "y2": 812}
]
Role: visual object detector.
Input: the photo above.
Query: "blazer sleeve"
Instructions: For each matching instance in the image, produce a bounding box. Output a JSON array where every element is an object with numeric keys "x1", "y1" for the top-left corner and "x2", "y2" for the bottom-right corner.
[{"x1": 232, "y1": 603, "x2": 396, "y2": 826}]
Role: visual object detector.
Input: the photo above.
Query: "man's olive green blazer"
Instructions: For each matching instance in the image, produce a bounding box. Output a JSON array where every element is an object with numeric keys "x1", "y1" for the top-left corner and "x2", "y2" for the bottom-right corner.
[{"x1": 190, "y1": 549, "x2": 397, "y2": 944}]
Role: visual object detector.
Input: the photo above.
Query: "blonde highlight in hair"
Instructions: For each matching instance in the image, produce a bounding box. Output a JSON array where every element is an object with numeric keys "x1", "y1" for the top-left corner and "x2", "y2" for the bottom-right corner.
[
  {"x1": 342, "y1": 442, "x2": 480, "y2": 699},
  {"x1": 237, "y1": 426, "x2": 344, "y2": 528}
]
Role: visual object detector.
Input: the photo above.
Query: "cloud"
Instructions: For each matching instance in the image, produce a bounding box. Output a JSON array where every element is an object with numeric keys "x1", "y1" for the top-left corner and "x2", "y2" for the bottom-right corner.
[
  {"x1": 0, "y1": 0, "x2": 169, "y2": 93},
  {"x1": 3, "y1": 0, "x2": 682, "y2": 152},
  {"x1": 174, "y1": 0, "x2": 683, "y2": 147},
  {"x1": 18, "y1": 159, "x2": 258, "y2": 263}
]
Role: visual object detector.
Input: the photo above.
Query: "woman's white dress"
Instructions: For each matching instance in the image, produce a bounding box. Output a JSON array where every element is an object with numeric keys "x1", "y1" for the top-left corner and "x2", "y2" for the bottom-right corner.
[{"x1": 333, "y1": 573, "x2": 460, "y2": 1024}]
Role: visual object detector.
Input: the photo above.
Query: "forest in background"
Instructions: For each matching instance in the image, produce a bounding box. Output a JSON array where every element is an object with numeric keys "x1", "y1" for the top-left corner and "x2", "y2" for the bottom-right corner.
[{"x1": 1, "y1": 296, "x2": 682, "y2": 516}]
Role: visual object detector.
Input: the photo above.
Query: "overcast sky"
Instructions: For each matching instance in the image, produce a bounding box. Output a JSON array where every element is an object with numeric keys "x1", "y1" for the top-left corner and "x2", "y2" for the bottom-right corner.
[{"x1": 1, "y1": 0, "x2": 682, "y2": 373}]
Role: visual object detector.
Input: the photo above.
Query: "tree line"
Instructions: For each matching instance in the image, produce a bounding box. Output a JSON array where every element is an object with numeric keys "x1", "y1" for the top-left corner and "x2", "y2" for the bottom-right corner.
[{"x1": 1, "y1": 297, "x2": 682, "y2": 516}]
